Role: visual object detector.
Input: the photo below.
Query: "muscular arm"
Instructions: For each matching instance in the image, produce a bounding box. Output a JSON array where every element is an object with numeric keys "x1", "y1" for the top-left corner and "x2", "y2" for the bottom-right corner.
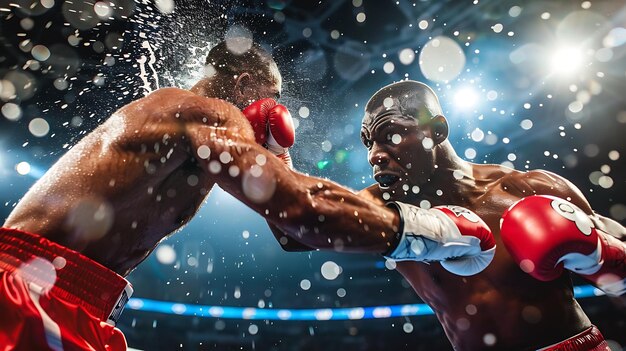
[
  {"x1": 267, "y1": 184, "x2": 387, "y2": 252},
  {"x1": 180, "y1": 99, "x2": 400, "y2": 254},
  {"x1": 1, "y1": 87, "x2": 397, "y2": 274},
  {"x1": 4, "y1": 87, "x2": 219, "y2": 274}
]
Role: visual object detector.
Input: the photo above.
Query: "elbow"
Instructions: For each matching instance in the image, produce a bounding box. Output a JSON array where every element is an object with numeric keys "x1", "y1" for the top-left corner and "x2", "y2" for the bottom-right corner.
[
  {"x1": 276, "y1": 195, "x2": 327, "y2": 248},
  {"x1": 277, "y1": 239, "x2": 316, "y2": 252},
  {"x1": 280, "y1": 191, "x2": 317, "y2": 229},
  {"x1": 271, "y1": 222, "x2": 316, "y2": 252}
]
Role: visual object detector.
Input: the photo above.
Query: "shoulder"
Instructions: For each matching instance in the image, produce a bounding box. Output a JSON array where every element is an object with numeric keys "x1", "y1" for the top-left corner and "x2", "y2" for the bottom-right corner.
[
  {"x1": 134, "y1": 87, "x2": 236, "y2": 109},
  {"x1": 146, "y1": 87, "x2": 195, "y2": 99},
  {"x1": 124, "y1": 88, "x2": 196, "y2": 108},
  {"x1": 501, "y1": 169, "x2": 592, "y2": 213},
  {"x1": 502, "y1": 169, "x2": 568, "y2": 192},
  {"x1": 116, "y1": 88, "x2": 195, "y2": 116},
  {"x1": 474, "y1": 163, "x2": 516, "y2": 181},
  {"x1": 120, "y1": 88, "x2": 239, "y2": 122}
]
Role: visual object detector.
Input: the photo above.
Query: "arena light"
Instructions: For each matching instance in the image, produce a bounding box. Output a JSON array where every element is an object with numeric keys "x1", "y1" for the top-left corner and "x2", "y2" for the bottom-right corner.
[
  {"x1": 13, "y1": 160, "x2": 46, "y2": 179},
  {"x1": 453, "y1": 87, "x2": 479, "y2": 110},
  {"x1": 124, "y1": 285, "x2": 600, "y2": 320},
  {"x1": 15, "y1": 161, "x2": 31, "y2": 175},
  {"x1": 550, "y1": 46, "x2": 583, "y2": 76}
]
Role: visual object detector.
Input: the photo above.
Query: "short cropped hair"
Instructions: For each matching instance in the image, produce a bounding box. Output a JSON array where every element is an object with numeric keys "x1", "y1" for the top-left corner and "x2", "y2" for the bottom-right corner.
[
  {"x1": 205, "y1": 40, "x2": 278, "y2": 83},
  {"x1": 364, "y1": 80, "x2": 443, "y2": 125}
]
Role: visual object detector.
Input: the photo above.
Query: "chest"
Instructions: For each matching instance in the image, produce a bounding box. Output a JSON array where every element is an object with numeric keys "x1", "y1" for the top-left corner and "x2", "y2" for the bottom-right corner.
[{"x1": 395, "y1": 189, "x2": 533, "y2": 302}]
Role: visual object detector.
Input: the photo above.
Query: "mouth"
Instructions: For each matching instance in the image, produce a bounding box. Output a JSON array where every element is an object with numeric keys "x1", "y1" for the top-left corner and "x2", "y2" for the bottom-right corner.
[{"x1": 374, "y1": 173, "x2": 401, "y2": 189}]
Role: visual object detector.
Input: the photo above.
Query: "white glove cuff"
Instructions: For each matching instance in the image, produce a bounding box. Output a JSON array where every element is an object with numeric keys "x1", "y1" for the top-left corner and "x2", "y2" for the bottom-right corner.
[
  {"x1": 266, "y1": 131, "x2": 289, "y2": 156},
  {"x1": 384, "y1": 201, "x2": 493, "y2": 276}
]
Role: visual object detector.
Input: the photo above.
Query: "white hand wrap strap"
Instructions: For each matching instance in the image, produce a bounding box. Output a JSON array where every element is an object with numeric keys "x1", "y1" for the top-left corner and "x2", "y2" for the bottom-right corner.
[
  {"x1": 266, "y1": 131, "x2": 289, "y2": 156},
  {"x1": 384, "y1": 202, "x2": 496, "y2": 276}
]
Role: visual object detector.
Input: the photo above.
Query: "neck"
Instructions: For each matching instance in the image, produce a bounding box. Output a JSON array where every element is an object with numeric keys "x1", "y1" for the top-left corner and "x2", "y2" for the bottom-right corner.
[
  {"x1": 412, "y1": 141, "x2": 477, "y2": 206},
  {"x1": 190, "y1": 78, "x2": 221, "y2": 98}
]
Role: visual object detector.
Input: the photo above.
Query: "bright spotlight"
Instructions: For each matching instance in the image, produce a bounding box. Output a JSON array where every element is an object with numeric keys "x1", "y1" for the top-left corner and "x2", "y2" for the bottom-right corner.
[
  {"x1": 550, "y1": 47, "x2": 583, "y2": 75},
  {"x1": 454, "y1": 87, "x2": 479, "y2": 110},
  {"x1": 16, "y1": 161, "x2": 31, "y2": 175}
]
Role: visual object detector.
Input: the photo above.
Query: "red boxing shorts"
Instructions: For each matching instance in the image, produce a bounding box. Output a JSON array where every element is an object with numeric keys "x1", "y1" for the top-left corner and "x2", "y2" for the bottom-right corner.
[
  {"x1": 538, "y1": 325, "x2": 610, "y2": 351},
  {"x1": 0, "y1": 228, "x2": 133, "y2": 351}
]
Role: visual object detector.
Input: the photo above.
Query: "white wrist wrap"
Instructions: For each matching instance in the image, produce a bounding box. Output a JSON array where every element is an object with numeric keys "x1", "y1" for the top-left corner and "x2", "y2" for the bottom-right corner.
[
  {"x1": 266, "y1": 131, "x2": 289, "y2": 156},
  {"x1": 384, "y1": 202, "x2": 495, "y2": 276}
]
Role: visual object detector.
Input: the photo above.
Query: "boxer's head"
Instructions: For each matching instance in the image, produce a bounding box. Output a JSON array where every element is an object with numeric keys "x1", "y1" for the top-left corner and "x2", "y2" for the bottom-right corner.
[
  {"x1": 361, "y1": 80, "x2": 450, "y2": 198},
  {"x1": 195, "y1": 40, "x2": 282, "y2": 109}
]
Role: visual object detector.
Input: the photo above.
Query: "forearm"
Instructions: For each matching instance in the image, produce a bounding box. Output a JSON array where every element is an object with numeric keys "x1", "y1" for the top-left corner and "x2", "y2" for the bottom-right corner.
[
  {"x1": 188, "y1": 121, "x2": 399, "y2": 253},
  {"x1": 222, "y1": 144, "x2": 398, "y2": 253}
]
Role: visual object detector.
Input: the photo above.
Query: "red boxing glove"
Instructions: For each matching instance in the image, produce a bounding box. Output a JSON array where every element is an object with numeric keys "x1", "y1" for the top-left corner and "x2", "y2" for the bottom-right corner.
[
  {"x1": 242, "y1": 99, "x2": 295, "y2": 168},
  {"x1": 268, "y1": 104, "x2": 295, "y2": 148},
  {"x1": 242, "y1": 98, "x2": 276, "y2": 145},
  {"x1": 501, "y1": 195, "x2": 626, "y2": 296}
]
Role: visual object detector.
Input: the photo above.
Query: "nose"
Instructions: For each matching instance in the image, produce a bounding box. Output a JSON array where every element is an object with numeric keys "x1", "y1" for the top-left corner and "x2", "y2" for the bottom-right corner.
[{"x1": 368, "y1": 144, "x2": 391, "y2": 166}]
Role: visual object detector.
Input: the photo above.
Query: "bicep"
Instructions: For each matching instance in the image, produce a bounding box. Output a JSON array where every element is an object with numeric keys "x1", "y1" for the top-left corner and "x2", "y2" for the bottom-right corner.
[
  {"x1": 356, "y1": 185, "x2": 387, "y2": 207},
  {"x1": 522, "y1": 170, "x2": 594, "y2": 214}
]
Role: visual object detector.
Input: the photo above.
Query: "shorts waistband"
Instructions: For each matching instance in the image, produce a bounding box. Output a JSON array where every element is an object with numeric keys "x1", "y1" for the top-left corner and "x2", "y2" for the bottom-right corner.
[
  {"x1": 0, "y1": 228, "x2": 132, "y2": 324},
  {"x1": 538, "y1": 325, "x2": 609, "y2": 351}
]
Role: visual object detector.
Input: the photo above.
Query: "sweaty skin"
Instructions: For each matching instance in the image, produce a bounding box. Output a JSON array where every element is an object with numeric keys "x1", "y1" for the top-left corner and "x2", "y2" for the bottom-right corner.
[
  {"x1": 203, "y1": 81, "x2": 624, "y2": 350},
  {"x1": 3, "y1": 87, "x2": 400, "y2": 277},
  {"x1": 5, "y1": 75, "x2": 622, "y2": 349},
  {"x1": 356, "y1": 84, "x2": 625, "y2": 350}
]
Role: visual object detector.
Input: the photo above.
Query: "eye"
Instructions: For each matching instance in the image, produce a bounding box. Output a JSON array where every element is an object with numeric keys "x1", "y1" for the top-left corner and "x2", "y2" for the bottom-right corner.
[{"x1": 361, "y1": 137, "x2": 373, "y2": 149}]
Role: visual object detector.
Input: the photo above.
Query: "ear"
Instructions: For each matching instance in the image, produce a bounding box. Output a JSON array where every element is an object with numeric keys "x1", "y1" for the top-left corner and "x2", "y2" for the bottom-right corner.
[
  {"x1": 232, "y1": 72, "x2": 252, "y2": 107},
  {"x1": 429, "y1": 115, "x2": 449, "y2": 145}
]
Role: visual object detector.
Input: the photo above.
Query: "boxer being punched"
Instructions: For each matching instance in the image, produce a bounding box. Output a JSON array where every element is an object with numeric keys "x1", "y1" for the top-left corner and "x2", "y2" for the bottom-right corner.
[
  {"x1": 0, "y1": 40, "x2": 294, "y2": 350},
  {"x1": 204, "y1": 80, "x2": 625, "y2": 350}
]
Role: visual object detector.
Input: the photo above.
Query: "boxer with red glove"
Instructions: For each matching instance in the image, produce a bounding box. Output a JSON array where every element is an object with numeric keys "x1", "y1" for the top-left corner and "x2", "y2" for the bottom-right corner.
[
  {"x1": 1, "y1": 39, "x2": 288, "y2": 350},
  {"x1": 386, "y1": 202, "x2": 496, "y2": 276},
  {"x1": 501, "y1": 195, "x2": 626, "y2": 296},
  {"x1": 242, "y1": 98, "x2": 295, "y2": 168}
]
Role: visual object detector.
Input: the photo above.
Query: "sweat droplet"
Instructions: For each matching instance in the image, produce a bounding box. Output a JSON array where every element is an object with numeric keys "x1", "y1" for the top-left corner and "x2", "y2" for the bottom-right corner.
[
  {"x1": 321, "y1": 261, "x2": 342, "y2": 280},
  {"x1": 242, "y1": 167, "x2": 276, "y2": 203},
  {"x1": 197, "y1": 145, "x2": 211, "y2": 159},
  {"x1": 65, "y1": 197, "x2": 114, "y2": 241},
  {"x1": 17, "y1": 257, "x2": 56, "y2": 293}
]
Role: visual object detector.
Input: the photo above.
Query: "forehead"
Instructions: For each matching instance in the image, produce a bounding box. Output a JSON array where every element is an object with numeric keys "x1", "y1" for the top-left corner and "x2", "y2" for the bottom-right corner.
[
  {"x1": 361, "y1": 100, "x2": 417, "y2": 132},
  {"x1": 363, "y1": 85, "x2": 440, "y2": 128},
  {"x1": 361, "y1": 114, "x2": 418, "y2": 139}
]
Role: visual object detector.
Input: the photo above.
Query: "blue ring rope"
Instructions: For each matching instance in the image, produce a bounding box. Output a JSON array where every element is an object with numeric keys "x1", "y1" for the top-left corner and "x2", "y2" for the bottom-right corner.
[{"x1": 124, "y1": 284, "x2": 603, "y2": 321}]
